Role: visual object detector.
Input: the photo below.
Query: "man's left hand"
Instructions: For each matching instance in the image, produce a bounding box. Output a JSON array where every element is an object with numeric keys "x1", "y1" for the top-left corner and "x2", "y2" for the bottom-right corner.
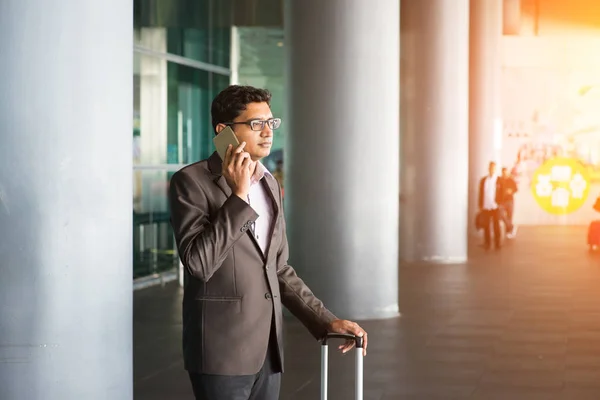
[{"x1": 327, "y1": 319, "x2": 368, "y2": 356}]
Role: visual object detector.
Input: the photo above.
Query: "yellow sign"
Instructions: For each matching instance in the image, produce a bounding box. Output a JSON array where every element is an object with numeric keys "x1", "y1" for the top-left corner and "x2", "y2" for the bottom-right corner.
[{"x1": 531, "y1": 157, "x2": 590, "y2": 215}]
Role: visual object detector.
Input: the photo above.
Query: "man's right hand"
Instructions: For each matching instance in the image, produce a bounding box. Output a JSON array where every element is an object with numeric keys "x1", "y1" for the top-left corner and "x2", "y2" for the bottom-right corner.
[{"x1": 222, "y1": 142, "x2": 254, "y2": 201}]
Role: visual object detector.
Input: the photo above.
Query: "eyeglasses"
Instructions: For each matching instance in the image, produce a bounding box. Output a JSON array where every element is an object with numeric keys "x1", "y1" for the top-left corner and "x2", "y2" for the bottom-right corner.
[{"x1": 226, "y1": 118, "x2": 282, "y2": 132}]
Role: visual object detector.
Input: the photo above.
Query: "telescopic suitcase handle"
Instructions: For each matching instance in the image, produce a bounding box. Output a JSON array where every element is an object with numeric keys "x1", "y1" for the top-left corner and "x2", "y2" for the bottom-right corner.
[{"x1": 320, "y1": 333, "x2": 364, "y2": 400}]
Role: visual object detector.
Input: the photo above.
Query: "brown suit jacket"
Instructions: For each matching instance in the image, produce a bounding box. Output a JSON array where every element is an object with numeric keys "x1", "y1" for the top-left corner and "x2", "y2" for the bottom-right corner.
[{"x1": 168, "y1": 152, "x2": 336, "y2": 375}]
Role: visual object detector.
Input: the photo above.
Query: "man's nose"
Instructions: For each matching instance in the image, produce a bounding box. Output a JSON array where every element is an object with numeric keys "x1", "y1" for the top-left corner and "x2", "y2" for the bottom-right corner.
[{"x1": 261, "y1": 125, "x2": 273, "y2": 137}]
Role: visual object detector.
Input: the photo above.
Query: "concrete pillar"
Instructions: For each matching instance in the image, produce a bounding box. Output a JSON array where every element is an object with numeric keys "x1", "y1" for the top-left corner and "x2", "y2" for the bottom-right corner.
[
  {"x1": 284, "y1": 0, "x2": 400, "y2": 320},
  {"x1": 0, "y1": 1, "x2": 133, "y2": 399},
  {"x1": 469, "y1": 0, "x2": 503, "y2": 235},
  {"x1": 400, "y1": 0, "x2": 470, "y2": 262}
]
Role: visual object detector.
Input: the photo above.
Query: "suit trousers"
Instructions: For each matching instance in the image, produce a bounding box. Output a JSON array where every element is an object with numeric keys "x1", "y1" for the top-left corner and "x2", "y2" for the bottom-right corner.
[
  {"x1": 188, "y1": 321, "x2": 282, "y2": 400},
  {"x1": 501, "y1": 200, "x2": 514, "y2": 233},
  {"x1": 482, "y1": 208, "x2": 501, "y2": 248}
]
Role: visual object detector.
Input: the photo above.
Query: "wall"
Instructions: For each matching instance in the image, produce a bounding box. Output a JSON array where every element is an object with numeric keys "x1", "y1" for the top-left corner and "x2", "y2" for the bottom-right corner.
[{"x1": 501, "y1": 0, "x2": 600, "y2": 225}]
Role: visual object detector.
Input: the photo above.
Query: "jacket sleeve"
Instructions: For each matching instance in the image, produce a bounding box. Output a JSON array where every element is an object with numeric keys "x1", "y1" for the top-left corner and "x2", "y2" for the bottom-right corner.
[
  {"x1": 274, "y1": 183, "x2": 337, "y2": 340},
  {"x1": 168, "y1": 170, "x2": 258, "y2": 282},
  {"x1": 510, "y1": 178, "x2": 518, "y2": 193}
]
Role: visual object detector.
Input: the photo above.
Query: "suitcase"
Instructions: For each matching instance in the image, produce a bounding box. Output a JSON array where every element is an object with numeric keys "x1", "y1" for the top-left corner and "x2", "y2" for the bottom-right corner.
[
  {"x1": 320, "y1": 333, "x2": 364, "y2": 400},
  {"x1": 588, "y1": 220, "x2": 600, "y2": 250}
]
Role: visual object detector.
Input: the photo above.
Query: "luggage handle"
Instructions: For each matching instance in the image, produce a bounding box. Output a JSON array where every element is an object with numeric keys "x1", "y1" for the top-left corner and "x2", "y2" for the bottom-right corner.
[
  {"x1": 320, "y1": 333, "x2": 363, "y2": 400},
  {"x1": 321, "y1": 333, "x2": 364, "y2": 348}
]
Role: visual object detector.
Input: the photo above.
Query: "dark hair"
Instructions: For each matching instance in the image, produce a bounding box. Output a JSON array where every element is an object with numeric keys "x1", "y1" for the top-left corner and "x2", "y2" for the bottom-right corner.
[{"x1": 211, "y1": 85, "x2": 272, "y2": 134}]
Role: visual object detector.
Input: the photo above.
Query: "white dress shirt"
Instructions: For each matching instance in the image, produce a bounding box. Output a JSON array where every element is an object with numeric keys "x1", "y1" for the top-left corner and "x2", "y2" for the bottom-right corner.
[
  {"x1": 483, "y1": 175, "x2": 498, "y2": 210},
  {"x1": 247, "y1": 162, "x2": 275, "y2": 255}
]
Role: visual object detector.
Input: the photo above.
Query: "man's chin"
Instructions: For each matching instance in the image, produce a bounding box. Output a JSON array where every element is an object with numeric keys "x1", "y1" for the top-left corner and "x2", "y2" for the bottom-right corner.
[{"x1": 252, "y1": 149, "x2": 271, "y2": 161}]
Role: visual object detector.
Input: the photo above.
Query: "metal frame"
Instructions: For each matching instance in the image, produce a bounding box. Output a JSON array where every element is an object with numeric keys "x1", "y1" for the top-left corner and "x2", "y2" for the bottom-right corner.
[{"x1": 134, "y1": 45, "x2": 231, "y2": 76}]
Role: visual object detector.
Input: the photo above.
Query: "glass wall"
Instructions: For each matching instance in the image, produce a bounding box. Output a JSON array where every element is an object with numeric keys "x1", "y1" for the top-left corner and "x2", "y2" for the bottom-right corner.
[
  {"x1": 232, "y1": 27, "x2": 286, "y2": 184},
  {"x1": 134, "y1": 0, "x2": 232, "y2": 67},
  {"x1": 133, "y1": 0, "x2": 233, "y2": 280}
]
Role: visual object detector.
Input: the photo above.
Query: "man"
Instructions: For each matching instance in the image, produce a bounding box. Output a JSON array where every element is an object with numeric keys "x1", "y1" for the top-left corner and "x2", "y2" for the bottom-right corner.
[
  {"x1": 499, "y1": 167, "x2": 518, "y2": 238},
  {"x1": 478, "y1": 161, "x2": 504, "y2": 250},
  {"x1": 168, "y1": 85, "x2": 367, "y2": 400}
]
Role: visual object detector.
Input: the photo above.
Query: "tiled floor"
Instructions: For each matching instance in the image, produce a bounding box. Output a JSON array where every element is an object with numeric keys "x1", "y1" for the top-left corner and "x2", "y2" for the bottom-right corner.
[{"x1": 134, "y1": 226, "x2": 600, "y2": 399}]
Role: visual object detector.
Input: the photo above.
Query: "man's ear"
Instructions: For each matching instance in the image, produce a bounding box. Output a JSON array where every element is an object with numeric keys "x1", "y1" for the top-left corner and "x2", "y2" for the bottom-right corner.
[{"x1": 215, "y1": 124, "x2": 226, "y2": 135}]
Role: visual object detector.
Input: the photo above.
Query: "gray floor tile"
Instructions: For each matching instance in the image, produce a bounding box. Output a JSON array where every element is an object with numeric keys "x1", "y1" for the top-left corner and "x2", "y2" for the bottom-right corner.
[{"x1": 133, "y1": 226, "x2": 600, "y2": 399}]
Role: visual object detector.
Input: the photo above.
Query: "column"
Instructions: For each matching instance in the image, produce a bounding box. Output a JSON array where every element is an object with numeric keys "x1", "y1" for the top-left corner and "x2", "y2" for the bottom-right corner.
[
  {"x1": 469, "y1": 0, "x2": 503, "y2": 234},
  {"x1": 284, "y1": 0, "x2": 400, "y2": 320},
  {"x1": 0, "y1": 1, "x2": 133, "y2": 399},
  {"x1": 399, "y1": 0, "x2": 470, "y2": 262}
]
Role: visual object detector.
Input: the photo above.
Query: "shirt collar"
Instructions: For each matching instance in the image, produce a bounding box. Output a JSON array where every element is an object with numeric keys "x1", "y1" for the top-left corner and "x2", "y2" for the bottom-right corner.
[{"x1": 251, "y1": 161, "x2": 272, "y2": 184}]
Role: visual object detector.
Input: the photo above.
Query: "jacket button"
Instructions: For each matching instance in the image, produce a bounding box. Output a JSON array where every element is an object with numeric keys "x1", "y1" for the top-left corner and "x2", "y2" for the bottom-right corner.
[{"x1": 265, "y1": 293, "x2": 272, "y2": 299}]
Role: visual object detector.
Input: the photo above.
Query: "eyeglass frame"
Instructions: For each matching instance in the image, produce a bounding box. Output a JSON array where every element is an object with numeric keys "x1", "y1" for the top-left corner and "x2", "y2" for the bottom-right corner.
[{"x1": 224, "y1": 117, "x2": 282, "y2": 132}]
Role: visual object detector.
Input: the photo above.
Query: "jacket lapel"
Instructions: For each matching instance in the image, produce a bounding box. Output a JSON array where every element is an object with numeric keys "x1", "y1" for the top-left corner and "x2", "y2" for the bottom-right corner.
[
  {"x1": 208, "y1": 151, "x2": 264, "y2": 257},
  {"x1": 214, "y1": 175, "x2": 232, "y2": 198},
  {"x1": 208, "y1": 152, "x2": 232, "y2": 198},
  {"x1": 264, "y1": 175, "x2": 280, "y2": 219},
  {"x1": 262, "y1": 175, "x2": 281, "y2": 263}
]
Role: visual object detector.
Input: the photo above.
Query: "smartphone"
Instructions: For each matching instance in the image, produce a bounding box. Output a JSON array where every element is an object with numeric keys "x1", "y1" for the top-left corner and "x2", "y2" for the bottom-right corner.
[{"x1": 213, "y1": 126, "x2": 240, "y2": 160}]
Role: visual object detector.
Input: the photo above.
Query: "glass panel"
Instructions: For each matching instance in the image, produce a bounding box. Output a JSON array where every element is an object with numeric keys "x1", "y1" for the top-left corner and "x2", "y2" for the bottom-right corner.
[
  {"x1": 212, "y1": 72, "x2": 231, "y2": 99},
  {"x1": 134, "y1": 53, "x2": 215, "y2": 166},
  {"x1": 234, "y1": 27, "x2": 285, "y2": 171},
  {"x1": 132, "y1": 170, "x2": 176, "y2": 279},
  {"x1": 134, "y1": 0, "x2": 233, "y2": 67},
  {"x1": 166, "y1": 61, "x2": 211, "y2": 164},
  {"x1": 133, "y1": 51, "x2": 231, "y2": 278},
  {"x1": 211, "y1": 0, "x2": 233, "y2": 67}
]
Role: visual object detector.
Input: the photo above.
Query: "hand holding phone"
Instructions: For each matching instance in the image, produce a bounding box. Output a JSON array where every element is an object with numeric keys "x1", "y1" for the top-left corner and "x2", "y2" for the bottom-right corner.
[
  {"x1": 222, "y1": 142, "x2": 254, "y2": 200},
  {"x1": 213, "y1": 126, "x2": 240, "y2": 160},
  {"x1": 214, "y1": 126, "x2": 253, "y2": 198}
]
